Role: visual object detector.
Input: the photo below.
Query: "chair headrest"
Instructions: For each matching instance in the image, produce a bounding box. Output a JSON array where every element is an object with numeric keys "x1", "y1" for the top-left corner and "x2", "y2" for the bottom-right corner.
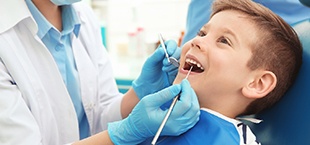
[
  {"x1": 247, "y1": 19, "x2": 310, "y2": 145},
  {"x1": 300, "y1": 0, "x2": 310, "y2": 7}
]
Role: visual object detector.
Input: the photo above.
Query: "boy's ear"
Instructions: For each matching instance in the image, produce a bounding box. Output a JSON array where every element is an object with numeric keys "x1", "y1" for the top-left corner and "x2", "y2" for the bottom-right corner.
[{"x1": 242, "y1": 71, "x2": 277, "y2": 99}]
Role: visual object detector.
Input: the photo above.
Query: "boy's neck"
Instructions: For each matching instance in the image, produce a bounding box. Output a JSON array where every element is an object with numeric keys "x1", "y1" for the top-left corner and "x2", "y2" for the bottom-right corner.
[{"x1": 200, "y1": 96, "x2": 251, "y2": 118}]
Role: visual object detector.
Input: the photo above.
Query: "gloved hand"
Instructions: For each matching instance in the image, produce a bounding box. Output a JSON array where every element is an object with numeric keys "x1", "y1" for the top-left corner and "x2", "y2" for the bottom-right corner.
[
  {"x1": 132, "y1": 40, "x2": 181, "y2": 100},
  {"x1": 108, "y1": 79, "x2": 200, "y2": 145}
]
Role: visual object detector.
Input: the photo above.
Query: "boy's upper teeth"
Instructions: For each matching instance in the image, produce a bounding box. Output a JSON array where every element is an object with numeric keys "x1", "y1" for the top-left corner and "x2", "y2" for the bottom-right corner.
[{"x1": 185, "y1": 58, "x2": 204, "y2": 70}]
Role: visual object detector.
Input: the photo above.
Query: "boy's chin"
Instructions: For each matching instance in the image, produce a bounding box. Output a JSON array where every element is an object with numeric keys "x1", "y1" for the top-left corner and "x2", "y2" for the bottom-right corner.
[{"x1": 172, "y1": 76, "x2": 183, "y2": 85}]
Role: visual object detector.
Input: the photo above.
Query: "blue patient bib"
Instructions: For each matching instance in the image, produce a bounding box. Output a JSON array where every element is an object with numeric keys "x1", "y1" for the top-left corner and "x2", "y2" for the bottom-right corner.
[{"x1": 140, "y1": 110, "x2": 241, "y2": 145}]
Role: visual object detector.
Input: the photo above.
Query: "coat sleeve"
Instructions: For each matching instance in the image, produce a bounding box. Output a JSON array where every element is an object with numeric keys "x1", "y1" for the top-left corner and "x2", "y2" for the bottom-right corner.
[{"x1": 0, "y1": 59, "x2": 42, "y2": 145}]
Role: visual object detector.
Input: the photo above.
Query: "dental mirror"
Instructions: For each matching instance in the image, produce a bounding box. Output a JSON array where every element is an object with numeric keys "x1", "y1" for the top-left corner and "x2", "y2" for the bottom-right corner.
[{"x1": 158, "y1": 33, "x2": 180, "y2": 67}]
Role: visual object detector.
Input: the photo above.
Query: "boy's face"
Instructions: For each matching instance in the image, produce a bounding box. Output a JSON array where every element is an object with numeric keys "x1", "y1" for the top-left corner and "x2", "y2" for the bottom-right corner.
[{"x1": 174, "y1": 10, "x2": 260, "y2": 108}]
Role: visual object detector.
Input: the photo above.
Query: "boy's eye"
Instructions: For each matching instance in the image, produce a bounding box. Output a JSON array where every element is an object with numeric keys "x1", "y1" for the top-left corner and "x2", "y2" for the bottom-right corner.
[
  {"x1": 218, "y1": 36, "x2": 231, "y2": 46},
  {"x1": 197, "y1": 30, "x2": 206, "y2": 37}
]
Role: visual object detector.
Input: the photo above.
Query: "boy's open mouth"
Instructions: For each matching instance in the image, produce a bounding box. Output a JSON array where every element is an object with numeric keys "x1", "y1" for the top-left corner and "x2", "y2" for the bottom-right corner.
[{"x1": 183, "y1": 58, "x2": 204, "y2": 73}]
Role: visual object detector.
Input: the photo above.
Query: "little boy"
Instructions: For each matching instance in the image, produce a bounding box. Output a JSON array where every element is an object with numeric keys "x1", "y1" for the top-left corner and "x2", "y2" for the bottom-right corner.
[{"x1": 141, "y1": 0, "x2": 303, "y2": 144}]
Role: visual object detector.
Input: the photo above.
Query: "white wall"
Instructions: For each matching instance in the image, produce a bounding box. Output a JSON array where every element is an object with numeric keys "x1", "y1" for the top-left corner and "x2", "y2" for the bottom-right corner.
[
  {"x1": 92, "y1": 0, "x2": 190, "y2": 55},
  {"x1": 91, "y1": 0, "x2": 190, "y2": 80}
]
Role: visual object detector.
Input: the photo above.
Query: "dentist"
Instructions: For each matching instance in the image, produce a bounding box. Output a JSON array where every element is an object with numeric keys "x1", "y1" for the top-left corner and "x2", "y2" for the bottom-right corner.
[{"x1": 0, "y1": 0, "x2": 200, "y2": 144}]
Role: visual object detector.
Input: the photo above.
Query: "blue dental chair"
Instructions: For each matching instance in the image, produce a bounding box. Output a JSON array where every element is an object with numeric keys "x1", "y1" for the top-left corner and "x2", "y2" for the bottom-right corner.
[{"x1": 248, "y1": 2, "x2": 310, "y2": 144}]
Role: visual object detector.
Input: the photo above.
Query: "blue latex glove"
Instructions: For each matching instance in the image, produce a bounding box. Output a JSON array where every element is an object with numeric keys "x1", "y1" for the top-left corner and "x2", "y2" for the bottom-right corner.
[
  {"x1": 108, "y1": 79, "x2": 200, "y2": 145},
  {"x1": 132, "y1": 40, "x2": 181, "y2": 100}
]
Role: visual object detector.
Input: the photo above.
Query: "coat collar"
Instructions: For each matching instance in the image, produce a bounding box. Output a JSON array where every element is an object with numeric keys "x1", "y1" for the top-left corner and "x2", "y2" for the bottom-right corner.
[
  {"x1": 0, "y1": 0, "x2": 37, "y2": 35},
  {"x1": 0, "y1": 1, "x2": 86, "y2": 36}
]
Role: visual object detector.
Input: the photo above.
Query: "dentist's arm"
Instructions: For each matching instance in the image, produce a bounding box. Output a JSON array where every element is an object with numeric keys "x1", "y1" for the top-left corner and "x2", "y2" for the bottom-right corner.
[{"x1": 72, "y1": 131, "x2": 113, "y2": 145}]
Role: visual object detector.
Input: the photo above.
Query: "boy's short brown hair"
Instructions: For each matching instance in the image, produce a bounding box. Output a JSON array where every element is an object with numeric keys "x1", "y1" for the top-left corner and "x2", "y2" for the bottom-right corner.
[{"x1": 211, "y1": 0, "x2": 303, "y2": 115}]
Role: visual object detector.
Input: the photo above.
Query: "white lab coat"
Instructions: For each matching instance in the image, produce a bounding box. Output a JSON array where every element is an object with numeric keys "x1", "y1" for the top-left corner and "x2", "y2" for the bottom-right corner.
[{"x1": 0, "y1": 1, "x2": 123, "y2": 145}]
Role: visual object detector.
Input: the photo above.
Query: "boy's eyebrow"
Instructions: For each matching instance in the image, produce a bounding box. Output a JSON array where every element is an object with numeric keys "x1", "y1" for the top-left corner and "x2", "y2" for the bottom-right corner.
[
  {"x1": 202, "y1": 24, "x2": 238, "y2": 42},
  {"x1": 222, "y1": 27, "x2": 239, "y2": 45},
  {"x1": 202, "y1": 24, "x2": 210, "y2": 31}
]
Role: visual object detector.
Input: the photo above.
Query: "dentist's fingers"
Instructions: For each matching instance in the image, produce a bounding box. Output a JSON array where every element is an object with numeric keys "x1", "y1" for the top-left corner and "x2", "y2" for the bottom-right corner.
[
  {"x1": 171, "y1": 79, "x2": 200, "y2": 119},
  {"x1": 145, "y1": 45, "x2": 166, "y2": 66},
  {"x1": 166, "y1": 79, "x2": 200, "y2": 133},
  {"x1": 141, "y1": 84, "x2": 181, "y2": 108},
  {"x1": 166, "y1": 40, "x2": 180, "y2": 60}
]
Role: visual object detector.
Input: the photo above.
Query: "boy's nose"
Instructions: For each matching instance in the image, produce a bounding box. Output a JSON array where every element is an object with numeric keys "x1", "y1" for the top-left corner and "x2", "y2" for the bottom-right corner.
[
  {"x1": 191, "y1": 36, "x2": 207, "y2": 50},
  {"x1": 191, "y1": 39, "x2": 201, "y2": 50}
]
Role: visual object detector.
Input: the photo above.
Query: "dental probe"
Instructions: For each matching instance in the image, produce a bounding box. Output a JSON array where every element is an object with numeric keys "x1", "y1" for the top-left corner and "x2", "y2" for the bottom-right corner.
[{"x1": 151, "y1": 66, "x2": 193, "y2": 145}]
